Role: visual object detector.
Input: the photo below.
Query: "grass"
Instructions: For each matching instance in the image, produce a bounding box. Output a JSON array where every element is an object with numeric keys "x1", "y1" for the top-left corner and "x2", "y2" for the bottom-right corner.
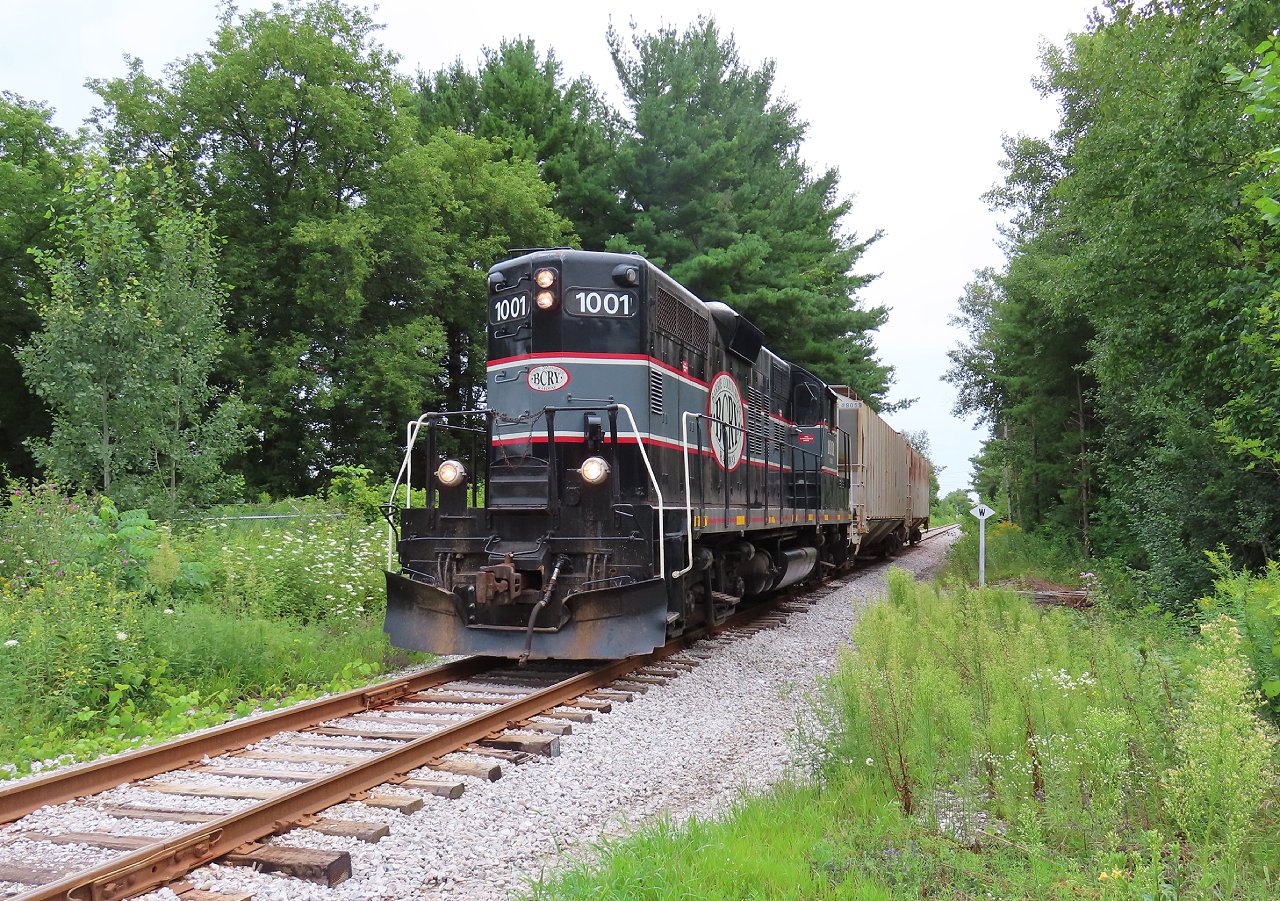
[
  {"x1": 0, "y1": 479, "x2": 427, "y2": 777},
  {"x1": 527, "y1": 527, "x2": 1280, "y2": 900}
]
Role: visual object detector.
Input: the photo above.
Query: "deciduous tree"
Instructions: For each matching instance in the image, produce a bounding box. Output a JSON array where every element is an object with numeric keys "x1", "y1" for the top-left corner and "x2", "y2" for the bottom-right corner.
[{"x1": 18, "y1": 158, "x2": 245, "y2": 512}]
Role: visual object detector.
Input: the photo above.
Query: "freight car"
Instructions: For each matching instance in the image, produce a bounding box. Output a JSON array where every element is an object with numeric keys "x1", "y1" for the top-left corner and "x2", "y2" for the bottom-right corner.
[{"x1": 383, "y1": 249, "x2": 929, "y2": 661}]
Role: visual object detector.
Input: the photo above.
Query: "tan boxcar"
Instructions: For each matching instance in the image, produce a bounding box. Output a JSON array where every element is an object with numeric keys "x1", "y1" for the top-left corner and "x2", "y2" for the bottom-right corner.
[{"x1": 832, "y1": 386, "x2": 930, "y2": 555}]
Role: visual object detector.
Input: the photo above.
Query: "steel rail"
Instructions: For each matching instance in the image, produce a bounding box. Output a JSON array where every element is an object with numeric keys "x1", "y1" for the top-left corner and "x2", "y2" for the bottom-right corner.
[
  {"x1": 10, "y1": 641, "x2": 710, "y2": 901},
  {"x1": 0, "y1": 656, "x2": 496, "y2": 825}
]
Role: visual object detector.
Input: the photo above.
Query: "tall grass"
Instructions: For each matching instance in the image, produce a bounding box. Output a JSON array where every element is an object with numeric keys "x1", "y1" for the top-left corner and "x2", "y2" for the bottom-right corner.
[
  {"x1": 0, "y1": 480, "x2": 425, "y2": 777},
  {"x1": 529, "y1": 554, "x2": 1280, "y2": 899}
]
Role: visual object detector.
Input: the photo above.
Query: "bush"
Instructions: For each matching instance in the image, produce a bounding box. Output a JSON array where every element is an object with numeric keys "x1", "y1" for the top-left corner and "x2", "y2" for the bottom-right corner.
[{"x1": 941, "y1": 520, "x2": 1085, "y2": 587}]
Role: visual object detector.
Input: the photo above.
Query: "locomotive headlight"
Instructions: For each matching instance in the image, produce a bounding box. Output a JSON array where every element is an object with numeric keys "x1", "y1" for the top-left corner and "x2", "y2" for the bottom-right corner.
[
  {"x1": 534, "y1": 267, "x2": 557, "y2": 289},
  {"x1": 436, "y1": 459, "x2": 466, "y2": 487},
  {"x1": 579, "y1": 456, "x2": 610, "y2": 485},
  {"x1": 535, "y1": 290, "x2": 557, "y2": 310}
]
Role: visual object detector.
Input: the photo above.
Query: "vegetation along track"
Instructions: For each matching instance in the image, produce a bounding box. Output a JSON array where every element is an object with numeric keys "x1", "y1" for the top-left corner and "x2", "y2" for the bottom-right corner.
[{"x1": 0, "y1": 530, "x2": 952, "y2": 901}]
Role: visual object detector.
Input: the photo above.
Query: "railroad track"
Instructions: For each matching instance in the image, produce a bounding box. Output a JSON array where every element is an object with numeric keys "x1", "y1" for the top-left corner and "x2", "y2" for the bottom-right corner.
[
  {"x1": 0, "y1": 529, "x2": 959, "y2": 901},
  {"x1": 0, "y1": 594, "x2": 814, "y2": 901}
]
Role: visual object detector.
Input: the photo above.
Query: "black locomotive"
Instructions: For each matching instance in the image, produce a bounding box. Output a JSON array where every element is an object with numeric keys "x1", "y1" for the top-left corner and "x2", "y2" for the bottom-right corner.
[{"x1": 383, "y1": 249, "x2": 929, "y2": 660}]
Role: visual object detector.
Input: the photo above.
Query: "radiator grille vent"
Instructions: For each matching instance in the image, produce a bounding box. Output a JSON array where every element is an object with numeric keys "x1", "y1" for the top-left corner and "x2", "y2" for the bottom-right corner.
[
  {"x1": 649, "y1": 368, "x2": 665, "y2": 416},
  {"x1": 747, "y1": 386, "x2": 767, "y2": 456},
  {"x1": 655, "y1": 285, "x2": 709, "y2": 349}
]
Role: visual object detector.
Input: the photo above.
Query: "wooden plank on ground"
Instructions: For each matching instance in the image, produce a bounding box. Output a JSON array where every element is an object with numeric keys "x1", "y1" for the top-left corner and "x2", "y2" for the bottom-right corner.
[
  {"x1": 17, "y1": 831, "x2": 153, "y2": 851},
  {"x1": 0, "y1": 862, "x2": 72, "y2": 885},
  {"x1": 363, "y1": 794, "x2": 423, "y2": 814},
  {"x1": 308, "y1": 818, "x2": 390, "y2": 843},
  {"x1": 478, "y1": 732, "x2": 559, "y2": 757},
  {"x1": 285, "y1": 734, "x2": 406, "y2": 751},
  {"x1": 237, "y1": 750, "x2": 370, "y2": 766},
  {"x1": 192, "y1": 766, "x2": 321, "y2": 782},
  {"x1": 99, "y1": 806, "x2": 223, "y2": 824},
  {"x1": 310, "y1": 726, "x2": 436, "y2": 741},
  {"x1": 461, "y1": 744, "x2": 533, "y2": 764},
  {"x1": 145, "y1": 782, "x2": 280, "y2": 801},
  {"x1": 177, "y1": 889, "x2": 254, "y2": 901},
  {"x1": 405, "y1": 692, "x2": 504, "y2": 705},
  {"x1": 397, "y1": 778, "x2": 465, "y2": 799},
  {"x1": 221, "y1": 844, "x2": 350, "y2": 886},
  {"x1": 540, "y1": 708, "x2": 593, "y2": 723},
  {"x1": 427, "y1": 758, "x2": 502, "y2": 781}
]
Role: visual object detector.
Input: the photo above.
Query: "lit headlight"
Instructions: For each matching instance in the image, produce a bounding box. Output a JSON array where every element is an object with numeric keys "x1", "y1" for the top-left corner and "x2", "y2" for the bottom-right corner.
[
  {"x1": 534, "y1": 267, "x2": 557, "y2": 288},
  {"x1": 535, "y1": 290, "x2": 557, "y2": 310},
  {"x1": 436, "y1": 459, "x2": 466, "y2": 487},
  {"x1": 580, "y1": 456, "x2": 610, "y2": 485}
]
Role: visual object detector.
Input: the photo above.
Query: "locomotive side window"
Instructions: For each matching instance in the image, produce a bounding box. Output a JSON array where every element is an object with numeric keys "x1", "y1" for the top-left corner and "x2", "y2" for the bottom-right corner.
[{"x1": 567, "y1": 288, "x2": 636, "y2": 317}]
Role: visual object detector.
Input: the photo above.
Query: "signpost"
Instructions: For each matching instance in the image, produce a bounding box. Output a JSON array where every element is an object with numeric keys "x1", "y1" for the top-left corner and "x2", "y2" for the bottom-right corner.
[{"x1": 970, "y1": 502, "x2": 995, "y2": 588}]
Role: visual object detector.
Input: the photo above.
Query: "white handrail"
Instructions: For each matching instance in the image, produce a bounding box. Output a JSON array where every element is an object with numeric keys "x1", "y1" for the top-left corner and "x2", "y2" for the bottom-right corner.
[
  {"x1": 610, "y1": 403, "x2": 667, "y2": 580},
  {"x1": 672, "y1": 411, "x2": 700, "y2": 578}
]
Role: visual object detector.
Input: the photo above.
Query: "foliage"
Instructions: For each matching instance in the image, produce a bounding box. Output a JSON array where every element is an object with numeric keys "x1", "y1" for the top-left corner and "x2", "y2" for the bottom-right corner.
[
  {"x1": 1200, "y1": 550, "x2": 1280, "y2": 707},
  {"x1": 1217, "y1": 36, "x2": 1280, "y2": 471},
  {"x1": 16, "y1": 157, "x2": 245, "y2": 514},
  {"x1": 415, "y1": 37, "x2": 622, "y2": 249},
  {"x1": 933, "y1": 489, "x2": 974, "y2": 526},
  {"x1": 0, "y1": 480, "x2": 424, "y2": 777},
  {"x1": 529, "y1": 569, "x2": 1280, "y2": 899},
  {"x1": 606, "y1": 17, "x2": 894, "y2": 406},
  {"x1": 1165, "y1": 616, "x2": 1277, "y2": 880},
  {"x1": 942, "y1": 520, "x2": 1085, "y2": 588},
  {"x1": 90, "y1": 1, "x2": 571, "y2": 494},
  {"x1": 947, "y1": 0, "x2": 1280, "y2": 605},
  {"x1": 0, "y1": 93, "x2": 78, "y2": 478}
]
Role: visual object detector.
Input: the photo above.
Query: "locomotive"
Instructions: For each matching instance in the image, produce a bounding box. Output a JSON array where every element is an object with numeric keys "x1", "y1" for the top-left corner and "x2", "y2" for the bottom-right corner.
[{"x1": 383, "y1": 249, "x2": 930, "y2": 661}]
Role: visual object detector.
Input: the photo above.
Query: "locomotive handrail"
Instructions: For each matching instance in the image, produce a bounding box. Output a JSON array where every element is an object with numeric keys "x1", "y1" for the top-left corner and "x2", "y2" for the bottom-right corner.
[
  {"x1": 674, "y1": 411, "x2": 701, "y2": 579},
  {"x1": 387, "y1": 409, "x2": 490, "y2": 569},
  {"x1": 674, "y1": 413, "x2": 842, "y2": 580}
]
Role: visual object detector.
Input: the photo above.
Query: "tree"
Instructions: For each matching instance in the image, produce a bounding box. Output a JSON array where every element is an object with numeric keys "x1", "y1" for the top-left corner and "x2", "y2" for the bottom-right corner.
[
  {"x1": 0, "y1": 93, "x2": 78, "y2": 477},
  {"x1": 414, "y1": 38, "x2": 622, "y2": 248},
  {"x1": 17, "y1": 158, "x2": 245, "y2": 512},
  {"x1": 89, "y1": 1, "x2": 573, "y2": 492},
  {"x1": 1218, "y1": 36, "x2": 1280, "y2": 472},
  {"x1": 949, "y1": 0, "x2": 1280, "y2": 608},
  {"x1": 607, "y1": 18, "x2": 893, "y2": 404}
]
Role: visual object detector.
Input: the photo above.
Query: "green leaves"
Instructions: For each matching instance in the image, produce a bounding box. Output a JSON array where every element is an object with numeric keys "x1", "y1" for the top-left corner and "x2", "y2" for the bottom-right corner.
[
  {"x1": 16, "y1": 157, "x2": 246, "y2": 512},
  {"x1": 606, "y1": 17, "x2": 891, "y2": 403},
  {"x1": 951, "y1": 0, "x2": 1280, "y2": 601}
]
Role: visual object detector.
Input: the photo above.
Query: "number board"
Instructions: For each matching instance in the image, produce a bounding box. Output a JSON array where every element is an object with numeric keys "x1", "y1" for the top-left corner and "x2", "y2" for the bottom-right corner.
[
  {"x1": 490, "y1": 291, "x2": 530, "y2": 325},
  {"x1": 566, "y1": 287, "x2": 636, "y2": 318}
]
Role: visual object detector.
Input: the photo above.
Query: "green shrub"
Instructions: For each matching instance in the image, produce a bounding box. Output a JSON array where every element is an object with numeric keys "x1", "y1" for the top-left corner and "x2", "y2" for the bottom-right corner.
[
  {"x1": 942, "y1": 520, "x2": 1085, "y2": 587},
  {"x1": 1165, "y1": 617, "x2": 1276, "y2": 871}
]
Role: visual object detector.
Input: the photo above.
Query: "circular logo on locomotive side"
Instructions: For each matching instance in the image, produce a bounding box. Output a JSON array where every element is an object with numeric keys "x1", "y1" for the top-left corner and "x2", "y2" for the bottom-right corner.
[
  {"x1": 527, "y1": 364, "x2": 570, "y2": 392},
  {"x1": 707, "y1": 372, "x2": 745, "y2": 471}
]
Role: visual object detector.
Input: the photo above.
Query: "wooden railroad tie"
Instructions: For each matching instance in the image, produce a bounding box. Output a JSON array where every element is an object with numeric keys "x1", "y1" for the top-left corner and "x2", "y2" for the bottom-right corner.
[{"x1": 221, "y1": 843, "x2": 351, "y2": 886}]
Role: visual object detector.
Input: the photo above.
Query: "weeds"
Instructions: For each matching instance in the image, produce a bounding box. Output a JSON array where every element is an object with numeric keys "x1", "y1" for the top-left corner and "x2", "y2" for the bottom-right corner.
[{"x1": 0, "y1": 478, "x2": 426, "y2": 777}]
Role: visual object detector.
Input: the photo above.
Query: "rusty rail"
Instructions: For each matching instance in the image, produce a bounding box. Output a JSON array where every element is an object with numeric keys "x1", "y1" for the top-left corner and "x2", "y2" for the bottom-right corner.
[
  {"x1": 9, "y1": 643, "x2": 708, "y2": 901},
  {"x1": 0, "y1": 655, "x2": 496, "y2": 825}
]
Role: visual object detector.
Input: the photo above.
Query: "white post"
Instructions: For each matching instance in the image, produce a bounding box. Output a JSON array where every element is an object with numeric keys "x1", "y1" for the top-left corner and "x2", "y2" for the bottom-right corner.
[{"x1": 969, "y1": 502, "x2": 994, "y2": 588}]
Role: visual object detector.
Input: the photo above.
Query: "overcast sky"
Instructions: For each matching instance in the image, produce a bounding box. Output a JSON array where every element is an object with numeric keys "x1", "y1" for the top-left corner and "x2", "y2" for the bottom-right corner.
[{"x1": 2, "y1": 0, "x2": 1098, "y2": 498}]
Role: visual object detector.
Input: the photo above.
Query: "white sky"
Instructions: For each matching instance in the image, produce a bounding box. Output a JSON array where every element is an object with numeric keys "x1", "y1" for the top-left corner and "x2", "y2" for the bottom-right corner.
[{"x1": 2, "y1": 0, "x2": 1096, "y2": 497}]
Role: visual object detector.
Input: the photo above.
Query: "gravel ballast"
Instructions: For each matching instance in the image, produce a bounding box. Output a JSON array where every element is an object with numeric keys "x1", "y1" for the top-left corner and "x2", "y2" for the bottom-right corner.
[{"x1": 6, "y1": 535, "x2": 955, "y2": 901}]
